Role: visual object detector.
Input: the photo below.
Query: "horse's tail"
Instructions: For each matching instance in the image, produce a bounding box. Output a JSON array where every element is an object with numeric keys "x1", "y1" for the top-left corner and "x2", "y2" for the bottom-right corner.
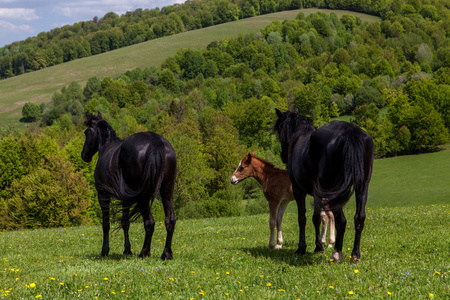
[
  {"x1": 315, "y1": 128, "x2": 367, "y2": 212},
  {"x1": 126, "y1": 141, "x2": 166, "y2": 222}
]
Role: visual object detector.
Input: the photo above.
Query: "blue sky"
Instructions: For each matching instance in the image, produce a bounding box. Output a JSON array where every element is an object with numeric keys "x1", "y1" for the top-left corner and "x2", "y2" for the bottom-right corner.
[{"x1": 0, "y1": 0, "x2": 185, "y2": 48}]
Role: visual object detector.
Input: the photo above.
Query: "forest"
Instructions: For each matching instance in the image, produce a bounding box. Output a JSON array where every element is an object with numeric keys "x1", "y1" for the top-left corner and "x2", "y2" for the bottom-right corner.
[
  {"x1": 1, "y1": 0, "x2": 450, "y2": 230},
  {"x1": 0, "y1": 0, "x2": 448, "y2": 79}
]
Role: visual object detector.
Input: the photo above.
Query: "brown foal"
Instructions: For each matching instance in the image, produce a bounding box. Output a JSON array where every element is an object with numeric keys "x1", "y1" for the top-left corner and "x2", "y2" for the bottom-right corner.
[{"x1": 231, "y1": 152, "x2": 335, "y2": 249}]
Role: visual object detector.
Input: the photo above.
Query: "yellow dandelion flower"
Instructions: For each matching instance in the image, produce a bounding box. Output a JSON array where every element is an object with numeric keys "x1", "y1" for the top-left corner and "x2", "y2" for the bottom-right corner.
[
  {"x1": 434, "y1": 271, "x2": 440, "y2": 275},
  {"x1": 278, "y1": 289, "x2": 285, "y2": 292},
  {"x1": 121, "y1": 290, "x2": 125, "y2": 293},
  {"x1": 191, "y1": 271, "x2": 195, "y2": 274},
  {"x1": 260, "y1": 275, "x2": 264, "y2": 278},
  {"x1": 429, "y1": 293, "x2": 434, "y2": 298},
  {"x1": 60, "y1": 282, "x2": 64, "y2": 285},
  {"x1": 30, "y1": 283, "x2": 36, "y2": 288},
  {"x1": 169, "y1": 278, "x2": 174, "y2": 281},
  {"x1": 78, "y1": 289, "x2": 82, "y2": 292},
  {"x1": 199, "y1": 290, "x2": 205, "y2": 295},
  {"x1": 354, "y1": 269, "x2": 359, "y2": 274},
  {"x1": 388, "y1": 291, "x2": 392, "y2": 295},
  {"x1": 267, "y1": 283, "x2": 272, "y2": 287},
  {"x1": 103, "y1": 277, "x2": 108, "y2": 281},
  {"x1": 49, "y1": 277, "x2": 55, "y2": 281},
  {"x1": 329, "y1": 286, "x2": 334, "y2": 289},
  {"x1": 349, "y1": 291, "x2": 354, "y2": 295},
  {"x1": 226, "y1": 272, "x2": 230, "y2": 275},
  {"x1": 35, "y1": 295, "x2": 42, "y2": 298}
]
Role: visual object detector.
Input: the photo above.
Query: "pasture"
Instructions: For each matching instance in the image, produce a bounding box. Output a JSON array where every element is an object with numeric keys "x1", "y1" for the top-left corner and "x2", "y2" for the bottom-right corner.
[
  {"x1": 1, "y1": 149, "x2": 449, "y2": 298},
  {"x1": 0, "y1": 8, "x2": 380, "y2": 129}
]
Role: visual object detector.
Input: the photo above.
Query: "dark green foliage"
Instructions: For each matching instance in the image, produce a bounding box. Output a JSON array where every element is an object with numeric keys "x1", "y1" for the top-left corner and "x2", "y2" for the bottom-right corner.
[
  {"x1": 7, "y1": 6, "x2": 450, "y2": 226},
  {"x1": 21, "y1": 102, "x2": 41, "y2": 122}
]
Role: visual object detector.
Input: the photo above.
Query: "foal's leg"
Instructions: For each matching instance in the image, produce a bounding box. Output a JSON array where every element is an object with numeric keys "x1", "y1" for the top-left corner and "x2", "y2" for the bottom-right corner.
[
  {"x1": 293, "y1": 187, "x2": 307, "y2": 255},
  {"x1": 160, "y1": 179, "x2": 177, "y2": 260},
  {"x1": 267, "y1": 199, "x2": 279, "y2": 249},
  {"x1": 275, "y1": 201, "x2": 289, "y2": 249},
  {"x1": 327, "y1": 211, "x2": 336, "y2": 248},
  {"x1": 320, "y1": 210, "x2": 329, "y2": 245},
  {"x1": 99, "y1": 194, "x2": 111, "y2": 257},
  {"x1": 139, "y1": 202, "x2": 155, "y2": 258},
  {"x1": 122, "y1": 206, "x2": 132, "y2": 255},
  {"x1": 331, "y1": 209, "x2": 347, "y2": 263}
]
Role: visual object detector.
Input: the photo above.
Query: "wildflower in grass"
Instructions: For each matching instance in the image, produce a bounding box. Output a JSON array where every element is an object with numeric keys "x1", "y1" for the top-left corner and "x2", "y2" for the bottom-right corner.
[
  {"x1": 29, "y1": 283, "x2": 36, "y2": 288},
  {"x1": 169, "y1": 277, "x2": 174, "y2": 281},
  {"x1": 348, "y1": 291, "x2": 354, "y2": 295},
  {"x1": 49, "y1": 277, "x2": 55, "y2": 281},
  {"x1": 278, "y1": 289, "x2": 285, "y2": 292},
  {"x1": 429, "y1": 293, "x2": 434, "y2": 298},
  {"x1": 199, "y1": 290, "x2": 205, "y2": 295},
  {"x1": 329, "y1": 286, "x2": 334, "y2": 289},
  {"x1": 266, "y1": 283, "x2": 272, "y2": 287},
  {"x1": 434, "y1": 271, "x2": 440, "y2": 275},
  {"x1": 260, "y1": 275, "x2": 264, "y2": 278},
  {"x1": 104, "y1": 277, "x2": 108, "y2": 281},
  {"x1": 354, "y1": 269, "x2": 359, "y2": 274},
  {"x1": 35, "y1": 295, "x2": 42, "y2": 298},
  {"x1": 226, "y1": 272, "x2": 230, "y2": 275},
  {"x1": 387, "y1": 291, "x2": 392, "y2": 295},
  {"x1": 60, "y1": 282, "x2": 64, "y2": 285},
  {"x1": 121, "y1": 290, "x2": 125, "y2": 293}
]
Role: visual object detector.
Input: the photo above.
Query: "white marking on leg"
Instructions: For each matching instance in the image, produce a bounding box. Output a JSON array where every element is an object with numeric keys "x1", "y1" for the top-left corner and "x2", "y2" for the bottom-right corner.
[{"x1": 320, "y1": 210, "x2": 328, "y2": 245}]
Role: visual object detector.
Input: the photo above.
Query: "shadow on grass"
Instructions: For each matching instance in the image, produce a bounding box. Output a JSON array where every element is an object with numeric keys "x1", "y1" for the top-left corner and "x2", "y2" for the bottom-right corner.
[
  {"x1": 240, "y1": 242, "x2": 330, "y2": 266},
  {"x1": 78, "y1": 252, "x2": 139, "y2": 261}
]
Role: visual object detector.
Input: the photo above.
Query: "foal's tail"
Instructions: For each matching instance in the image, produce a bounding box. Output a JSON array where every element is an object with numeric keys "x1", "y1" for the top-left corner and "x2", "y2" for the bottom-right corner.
[{"x1": 315, "y1": 128, "x2": 368, "y2": 211}]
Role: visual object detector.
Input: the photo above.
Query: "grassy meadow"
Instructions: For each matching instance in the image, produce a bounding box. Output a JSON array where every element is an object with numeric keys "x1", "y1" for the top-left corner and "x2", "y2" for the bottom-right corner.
[
  {"x1": 1, "y1": 148, "x2": 449, "y2": 299},
  {"x1": 0, "y1": 8, "x2": 380, "y2": 129}
]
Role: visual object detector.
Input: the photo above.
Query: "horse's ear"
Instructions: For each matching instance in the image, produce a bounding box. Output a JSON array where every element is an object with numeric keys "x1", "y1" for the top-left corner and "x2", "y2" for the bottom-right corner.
[
  {"x1": 275, "y1": 108, "x2": 282, "y2": 118},
  {"x1": 97, "y1": 111, "x2": 103, "y2": 119},
  {"x1": 294, "y1": 107, "x2": 300, "y2": 114},
  {"x1": 245, "y1": 153, "x2": 252, "y2": 163},
  {"x1": 251, "y1": 151, "x2": 255, "y2": 157}
]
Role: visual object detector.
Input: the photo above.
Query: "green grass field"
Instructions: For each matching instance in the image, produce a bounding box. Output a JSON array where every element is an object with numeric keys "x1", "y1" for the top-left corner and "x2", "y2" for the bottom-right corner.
[
  {"x1": 0, "y1": 8, "x2": 380, "y2": 129},
  {"x1": 1, "y1": 149, "x2": 449, "y2": 299}
]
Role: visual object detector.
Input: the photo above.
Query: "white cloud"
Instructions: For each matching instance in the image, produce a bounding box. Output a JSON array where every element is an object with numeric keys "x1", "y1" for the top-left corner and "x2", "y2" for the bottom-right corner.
[
  {"x1": 0, "y1": 8, "x2": 39, "y2": 21},
  {"x1": 0, "y1": 19, "x2": 33, "y2": 32}
]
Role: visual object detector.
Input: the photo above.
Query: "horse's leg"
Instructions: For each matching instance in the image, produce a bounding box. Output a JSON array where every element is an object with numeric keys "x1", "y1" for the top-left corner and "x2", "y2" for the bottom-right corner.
[
  {"x1": 139, "y1": 202, "x2": 155, "y2": 258},
  {"x1": 275, "y1": 200, "x2": 289, "y2": 249},
  {"x1": 327, "y1": 211, "x2": 336, "y2": 248},
  {"x1": 331, "y1": 209, "x2": 347, "y2": 263},
  {"x1": 352, "y1": 184, "x2": 369, "y2": 263},
  {"x1": 160, "y1": 179, "x2": 176, "y2": 261},
  {"x1": 267, "y1": 198, "x2": 278, "y2": 249},
  {"x1": 320, "y1": 210, "x2": 328, "y2": 246},
  {"x1": 293, "y1": 187, "x2": 307, "y2": 255},
  {"x1": 99, "y1": 194, "x2": 111, "y2": 257},
  {"x1": 313, "y1": 207, "x2": 324, "y2": 253},
  {"x1": 122, "y1": 206, "x2": 132, "y2": 255}
]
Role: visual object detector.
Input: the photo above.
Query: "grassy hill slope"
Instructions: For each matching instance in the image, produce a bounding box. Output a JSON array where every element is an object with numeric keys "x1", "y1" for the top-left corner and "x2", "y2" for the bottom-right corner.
[{"x1": 0, "y1": 8, "x2": 379, "y2": 128}]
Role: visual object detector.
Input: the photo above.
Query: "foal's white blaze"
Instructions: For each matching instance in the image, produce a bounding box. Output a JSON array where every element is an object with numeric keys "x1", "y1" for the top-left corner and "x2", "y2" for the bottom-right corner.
[{"x1": 230, "y1": 161, "x2": 242, "y2": 185}]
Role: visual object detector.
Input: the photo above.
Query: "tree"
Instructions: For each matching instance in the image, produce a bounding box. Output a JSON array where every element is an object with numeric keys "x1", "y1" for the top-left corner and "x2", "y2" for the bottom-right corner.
[{"x1": 21, "y1": 102, "x2": 41, "y2": 122}]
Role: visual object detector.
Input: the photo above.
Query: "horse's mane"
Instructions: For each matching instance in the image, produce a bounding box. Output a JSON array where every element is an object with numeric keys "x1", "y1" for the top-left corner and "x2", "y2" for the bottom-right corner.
[
  {"x1": 85, "y1": 113, "x2": 121, "y2": 143},
  {"x1": 274, "y1": 110, "x2": 315, "y2": 163}
]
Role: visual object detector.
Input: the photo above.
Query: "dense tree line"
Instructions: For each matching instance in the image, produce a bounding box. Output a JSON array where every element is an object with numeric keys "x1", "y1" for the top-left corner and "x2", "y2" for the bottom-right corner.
[
  {"x1": 2, "y1": 0, "x2": 449, "y2": 79},
  {"x1": 2, "y1": 7, "x2": 450, "y2": 229}
]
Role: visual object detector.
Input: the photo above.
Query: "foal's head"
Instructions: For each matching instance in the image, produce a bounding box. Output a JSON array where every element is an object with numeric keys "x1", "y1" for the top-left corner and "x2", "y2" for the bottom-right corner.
[{"x1": 230, "y1": 152, "x2": 256, "y2": 185}]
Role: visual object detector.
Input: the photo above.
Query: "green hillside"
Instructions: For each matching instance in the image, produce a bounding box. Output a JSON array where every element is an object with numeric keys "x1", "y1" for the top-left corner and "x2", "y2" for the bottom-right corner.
[{"x1": 0, "y1": 9, "x2": 379, "y2": 128}]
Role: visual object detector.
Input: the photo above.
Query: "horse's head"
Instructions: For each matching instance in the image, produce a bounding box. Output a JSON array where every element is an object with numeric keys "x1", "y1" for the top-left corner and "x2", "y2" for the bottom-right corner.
[
  {"x1": 81, "y1": 112, "x2": 108, "y2": 162},
  {"x1": 274, "y1": 108, "x2": 313, "y2": 163},
  {"x1": 230, "y1": 152, "x2": 255, "y2": 185}
]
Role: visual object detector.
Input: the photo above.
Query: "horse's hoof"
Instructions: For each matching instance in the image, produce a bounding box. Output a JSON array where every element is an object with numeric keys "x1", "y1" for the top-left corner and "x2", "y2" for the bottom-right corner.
[
  {"x1": 295, "y1": 248, "x2": 306, "y2": 255},
  {"x1": 331, "y1": 250, "x2": 343, "y2": 263},
  {"x1": 123, "y1": 250, "x2": 132, "y2": 255},
  {"x1": 351, "y1": 255, "x2": 360, "y2": 263},
  {"x1": 138, "y1": 252, "x2": 150, "y2": 258},
  {"x1": 314, "y1": 246, "x2": 324, "y2": 254},
  {"x1": 100, "y1": 250, "x2": 109, "y2": 257},
  {"x1": 274, "y1": 244, "x2": 282, "y2": 249},
  {"x1": 161, "y1": 250, "x2": 173, "y2": 261},
  {"x1": 327, "y1": 243, "x2": 334, "y2": 248}
]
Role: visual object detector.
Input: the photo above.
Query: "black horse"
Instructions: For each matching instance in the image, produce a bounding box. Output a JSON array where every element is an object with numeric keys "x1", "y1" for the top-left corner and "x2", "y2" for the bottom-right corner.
[
  {"x1": 81, "y1": 112, "x2": 177, "y2": 260},
  {"x1": 274, "y1": 108, "x2": 374, "y2": 263}
]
